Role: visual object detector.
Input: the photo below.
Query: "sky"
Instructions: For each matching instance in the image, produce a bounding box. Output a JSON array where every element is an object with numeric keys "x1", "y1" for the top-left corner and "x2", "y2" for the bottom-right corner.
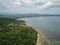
[{"x1": 0, "y1": 0, "x2": 60, "y2": 14}]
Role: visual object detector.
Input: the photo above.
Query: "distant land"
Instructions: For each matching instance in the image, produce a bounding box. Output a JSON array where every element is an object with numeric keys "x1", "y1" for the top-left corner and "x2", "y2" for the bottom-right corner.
[{"x1": 0, "y1": 13, "x2": 60, "y2": 19}]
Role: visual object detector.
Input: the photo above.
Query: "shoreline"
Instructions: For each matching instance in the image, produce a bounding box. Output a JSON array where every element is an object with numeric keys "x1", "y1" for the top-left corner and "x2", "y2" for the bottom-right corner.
[
  {"x1": 17, "y1": 19, "x2": 48, "y2": 45},
  {"x1": 25, "y1": 22, "x2": 60, "y2": 45},
  {"x1": 17, "y1": 18, "x2": 60, "y2": 45},
  {"x1": 17, "y1": 19, "x2": 51, "y2": 45},
  {"x1": 24, "y1": 21, "x2": 60, "y2": 41},
  {"x1": 17, "y1": 18, "x2": 51, "y2": 45}
]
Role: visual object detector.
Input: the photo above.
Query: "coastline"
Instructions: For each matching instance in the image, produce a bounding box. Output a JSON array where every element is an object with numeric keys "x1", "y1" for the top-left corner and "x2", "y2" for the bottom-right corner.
[
  {"x1": 18, "y1": 18, "x2": 60, "y2": 45},
  {"x1": 34, "y1": 28, "x2": 51, "y2": 45},
  {"x1": 24, "y1": 19, "x2": 60, "y2": 45},
  {"x1": 17, "y1": 19, "x2": 51, "y2": 45},
  {"x1": 17, "y1": 17, "x2": 60, "y2": 41}
]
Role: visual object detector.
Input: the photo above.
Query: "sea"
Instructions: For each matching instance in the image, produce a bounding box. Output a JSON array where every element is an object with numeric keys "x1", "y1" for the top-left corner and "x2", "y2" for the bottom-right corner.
[{"x1": 19, "y1": 16, "x2": 60, "y2": 45}]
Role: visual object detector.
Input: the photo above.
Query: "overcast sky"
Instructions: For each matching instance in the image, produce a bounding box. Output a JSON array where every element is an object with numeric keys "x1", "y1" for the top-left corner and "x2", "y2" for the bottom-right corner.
[{"x1": 0, "y1": 0, "x2": 60, "y2": 14}]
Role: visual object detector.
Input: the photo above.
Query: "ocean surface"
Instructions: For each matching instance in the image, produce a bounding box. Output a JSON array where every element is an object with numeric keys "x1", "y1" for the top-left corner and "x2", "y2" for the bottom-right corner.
[{"x1": 19, "y1": 16, "x2": 60, "y2": 45}]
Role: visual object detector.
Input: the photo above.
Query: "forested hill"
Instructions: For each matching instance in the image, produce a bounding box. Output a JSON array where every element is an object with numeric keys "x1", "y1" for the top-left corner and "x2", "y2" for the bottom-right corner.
[{"x1": 0, "y1": 17, "x2": 37, "y2": 45}]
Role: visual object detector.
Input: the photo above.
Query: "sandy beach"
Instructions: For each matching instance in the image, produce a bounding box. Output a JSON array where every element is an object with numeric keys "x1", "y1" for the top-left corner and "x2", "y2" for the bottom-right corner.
[{"x1": 24, "y1": 24, "x2": 51, "y2": 45}]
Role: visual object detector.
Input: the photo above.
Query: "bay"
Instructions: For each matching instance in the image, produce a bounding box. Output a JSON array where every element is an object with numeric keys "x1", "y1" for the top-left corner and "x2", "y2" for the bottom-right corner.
[{"x1": 19, "y1": 16, "x2": 60, "y2": 45}]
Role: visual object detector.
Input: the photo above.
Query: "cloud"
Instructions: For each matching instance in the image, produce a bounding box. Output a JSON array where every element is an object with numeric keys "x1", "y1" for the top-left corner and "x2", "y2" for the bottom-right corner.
[
  {"x1": 0, "y1": 0, "x2": 60, "y2": 8},
  {"x1": 0, "y1": 0, "x2": 60, "y2": 14},
  {"x1": 37, "y1": 1, "x2": 53, "y2": 9},
  {"x1": 13, "y1": 2, "x2": 21, "y2": 5},
  {"x1": 11, "y1": 0, "x2": 60, "y2": 9}
]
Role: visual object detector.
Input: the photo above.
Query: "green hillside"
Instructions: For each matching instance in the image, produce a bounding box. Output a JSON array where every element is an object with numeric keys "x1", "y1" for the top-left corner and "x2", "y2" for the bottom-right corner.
[{"x1": 0, "y1": 18, "x2": 37, "y2": 45}]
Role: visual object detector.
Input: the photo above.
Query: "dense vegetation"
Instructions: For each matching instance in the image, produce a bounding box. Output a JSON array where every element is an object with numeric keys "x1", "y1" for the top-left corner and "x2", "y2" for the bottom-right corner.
[{"x1": 0, "y1": 18, "x2": 37, "y2": 45}]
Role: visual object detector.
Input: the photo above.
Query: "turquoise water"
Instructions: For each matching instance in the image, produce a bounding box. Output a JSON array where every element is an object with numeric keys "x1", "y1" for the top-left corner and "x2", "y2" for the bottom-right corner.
[{"x1": 20, "y1": 16, "x2": 60, "y2": 45}]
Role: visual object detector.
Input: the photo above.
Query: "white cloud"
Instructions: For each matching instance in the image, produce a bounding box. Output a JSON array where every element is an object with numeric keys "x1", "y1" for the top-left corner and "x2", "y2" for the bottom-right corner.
[
  {"x1": 13, "y1": 1, "x2": 21, "y2": 5},
  {"x1": 0, "y1": 0, "x2": 60, "y2": 14},
  {"x1": 8, "y1": 0, "x2": 21, "y2": 5},
  {"x1": 12, "y1": 0, "x2": 56, "y2": 9},
  {"x1": 39, "y1": 1, "x2": 53, "y2": 9}
]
